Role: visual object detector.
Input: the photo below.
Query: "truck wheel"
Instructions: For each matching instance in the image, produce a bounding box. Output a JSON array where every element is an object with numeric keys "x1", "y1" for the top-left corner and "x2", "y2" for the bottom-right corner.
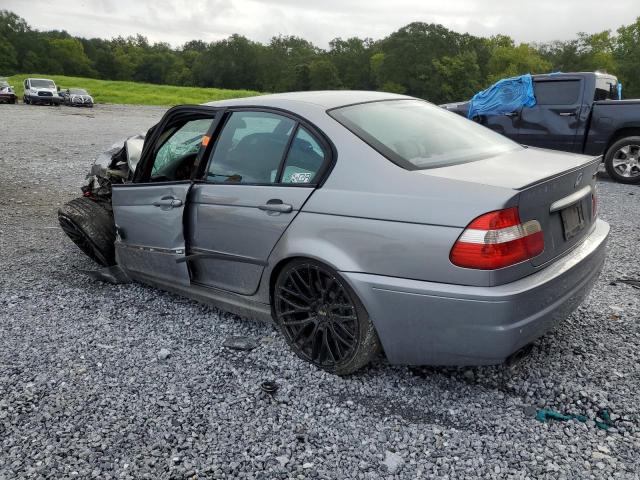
[
  {"x1": 58, "y1": 197, "x2": 117, "y2": 266},
  {"x1": 273, "y1": 259, "x2": 381, "y2": 375},
  {"x1": 604, "y1": 137, "x2": 640, "y2": 184},
  {"x1": 23, "y1": 96, "x2": 29, "y2": 104}
]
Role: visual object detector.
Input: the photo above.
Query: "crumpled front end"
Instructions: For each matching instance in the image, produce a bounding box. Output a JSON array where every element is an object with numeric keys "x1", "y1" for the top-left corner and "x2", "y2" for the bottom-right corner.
[
  {"x1": 59, "y1": 135, "x2": 144, "y2": 267},
  {"x1": 70, "y1": 94, "x2": 94, "y2": 106},
  {"x1": 81, "y1": 135, "x2": 145, "y2": 202}
]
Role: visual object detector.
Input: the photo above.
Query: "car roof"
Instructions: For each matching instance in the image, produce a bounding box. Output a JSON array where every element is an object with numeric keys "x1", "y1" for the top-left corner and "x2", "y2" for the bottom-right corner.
[
  {"x1": 203, "y1": 90, "x2": 412, "y2": 111},
  {"x1": 532, "y1": 72, "x2": 618, "y2": 81}
]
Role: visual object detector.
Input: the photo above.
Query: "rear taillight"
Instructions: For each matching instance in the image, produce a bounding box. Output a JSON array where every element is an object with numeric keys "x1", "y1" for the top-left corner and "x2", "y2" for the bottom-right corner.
[
  {"x1": 450, "y1": 207, "x2": 544, "y2": 270},
  {"x1": 592, "y1": 190, "x2": 598, "y2": 219}
]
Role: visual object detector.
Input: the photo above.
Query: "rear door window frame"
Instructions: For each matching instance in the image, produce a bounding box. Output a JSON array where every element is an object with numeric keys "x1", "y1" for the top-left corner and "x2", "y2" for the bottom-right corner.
[{"x1": 198, "y1": 106, "x2": 336, "y2": 188}]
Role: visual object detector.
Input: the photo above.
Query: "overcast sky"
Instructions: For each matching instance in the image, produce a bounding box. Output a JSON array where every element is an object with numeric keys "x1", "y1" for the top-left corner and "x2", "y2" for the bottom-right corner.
[{"x1": 3, "y1": 0, "x2": 638, "y2": 47}]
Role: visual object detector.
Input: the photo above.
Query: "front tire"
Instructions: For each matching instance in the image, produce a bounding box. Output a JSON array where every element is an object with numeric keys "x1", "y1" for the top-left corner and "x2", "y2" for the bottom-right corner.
[
  {"x1": 273, "y1": 259, "x2": 381, "y2": 375},
  {"x1": 58, "y1": 197, "x2": 117, "y2": 266},
  {"x1": 604, "y1": 136, "x2": 640, "y2": 184}
]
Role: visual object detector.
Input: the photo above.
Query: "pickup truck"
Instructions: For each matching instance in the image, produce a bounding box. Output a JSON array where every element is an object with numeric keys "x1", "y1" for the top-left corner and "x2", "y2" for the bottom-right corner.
[{"x1": 441, "y1": 72, "x2": 640, "y2": 184}]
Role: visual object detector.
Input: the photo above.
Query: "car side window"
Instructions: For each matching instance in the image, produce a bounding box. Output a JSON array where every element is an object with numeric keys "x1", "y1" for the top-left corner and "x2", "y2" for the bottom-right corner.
[
  {"x1": 150, "y1": 118, "x2": 214, "y2": 182},
  {"x1": 534, "y1": 80, "x2": 581, "y2": 105},
  {"x1": 279, "y1": 127, "x2": 327, "y2": 184},
  {"x1": 207, "y1": 111, "x2": 295, "y2": 184}
]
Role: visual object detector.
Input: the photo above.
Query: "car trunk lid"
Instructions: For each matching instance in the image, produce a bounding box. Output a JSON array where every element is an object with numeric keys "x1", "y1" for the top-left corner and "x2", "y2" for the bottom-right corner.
[
  {"x1": 517, "y1": 159, "x2": 599, "y2": 267},
  {"x1": 420, "y1": 146, "x2": 600, "y2": 268}
]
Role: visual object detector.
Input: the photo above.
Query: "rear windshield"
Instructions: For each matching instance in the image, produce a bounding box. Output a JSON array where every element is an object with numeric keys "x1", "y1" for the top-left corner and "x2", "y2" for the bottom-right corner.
[
  {"x1": 329, "y1": 99, "x2": 521, "y2": 170},
  {"x1": 594, "y1": 77, "x2": 618, "y2": 101},
  {"x1": 30, "y1": 79, "x2": 56, "y2": 89}
]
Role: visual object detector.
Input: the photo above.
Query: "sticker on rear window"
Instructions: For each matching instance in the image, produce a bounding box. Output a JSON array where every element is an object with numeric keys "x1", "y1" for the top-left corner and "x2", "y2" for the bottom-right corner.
[{"x1": 289, "y1": 172, "x2": 312, "y2": 183}]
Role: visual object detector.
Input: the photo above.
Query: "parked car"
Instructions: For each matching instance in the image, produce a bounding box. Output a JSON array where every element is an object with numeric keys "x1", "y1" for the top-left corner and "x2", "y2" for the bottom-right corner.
[
  {"x1": 57, "y1": 88, "x2": 69, "y2": 103},
  {"x1": 60, "y1": 87, "x2": 94, "y2": 107},
  {"x1": 23, "y1": 77, "x2": 61, "y2": 106},
  {"x1": 442, "y1": 72, "x2": 640, "y2": 184},
  {"x1": 58, "y1": 91, "x2": 609, "y2": 374},
  {"x1": 0, "y1": 78, "x2": 17, "y2": 104}
]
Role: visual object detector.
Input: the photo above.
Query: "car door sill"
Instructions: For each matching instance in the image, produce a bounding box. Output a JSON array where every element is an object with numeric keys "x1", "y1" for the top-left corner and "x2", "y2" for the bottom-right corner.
[
  {"x1": 126, "y1": 271, "x2": 273, "y2": 323},
  {"x1": 178, "y1": 248, "x2": 268, "y2": 266}
]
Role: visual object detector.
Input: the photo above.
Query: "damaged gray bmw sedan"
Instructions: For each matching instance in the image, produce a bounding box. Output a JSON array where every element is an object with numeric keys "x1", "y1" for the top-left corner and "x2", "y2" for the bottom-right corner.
[{"x1": 59, "y1": 91, "x2": 609, "y2": 374}]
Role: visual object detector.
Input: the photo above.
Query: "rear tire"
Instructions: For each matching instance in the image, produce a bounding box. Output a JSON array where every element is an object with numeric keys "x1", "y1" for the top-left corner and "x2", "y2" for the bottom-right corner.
[
  {"x1": 58, "y1": 197, "x2": 116, "y2": 266},
  {"x1": 273, "y1": 259, "x2": 381, "y2": 375},
  {"x1": 604, "y1": 136, "x2": 640, "y2": 184}
]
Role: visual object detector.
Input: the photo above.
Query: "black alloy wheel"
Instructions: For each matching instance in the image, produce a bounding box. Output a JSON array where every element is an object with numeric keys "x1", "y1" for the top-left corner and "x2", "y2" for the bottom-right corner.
[{"x1": 274, "y1": 259, "x2": 380, "y2": 374}]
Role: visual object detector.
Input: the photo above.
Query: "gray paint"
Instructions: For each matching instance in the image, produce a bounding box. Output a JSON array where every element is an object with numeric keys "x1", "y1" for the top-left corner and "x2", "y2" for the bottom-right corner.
[
  {"x1": 109, "y1": 91, "x2": 611, "y2": 366},
  {"x1": 343, "y1": 219, "x2": 608, "y2": 364},
  {"x1": 187, "y1": 184, "x2": 314, "y2": 294},
  {"x1": 112, "y1": 182, "x2": 191, "y2": 285}
]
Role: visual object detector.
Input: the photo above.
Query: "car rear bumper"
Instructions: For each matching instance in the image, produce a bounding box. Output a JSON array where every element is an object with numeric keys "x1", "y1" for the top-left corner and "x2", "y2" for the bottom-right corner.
[{"x1": 342, "y1": 218, "x2": 609, "y2": 366}]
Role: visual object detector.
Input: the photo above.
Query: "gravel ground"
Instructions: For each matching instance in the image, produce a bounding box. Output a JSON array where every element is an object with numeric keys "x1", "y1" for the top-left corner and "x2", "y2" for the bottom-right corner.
[{"x1": 1, "y1": 103, "x2": 639, "y2": 479}]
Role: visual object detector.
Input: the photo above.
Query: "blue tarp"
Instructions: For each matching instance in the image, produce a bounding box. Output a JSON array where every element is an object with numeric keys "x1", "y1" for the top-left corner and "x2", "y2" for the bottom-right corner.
[{"x1": 467, "y1": 74, "x2": 536, "y2": 119}]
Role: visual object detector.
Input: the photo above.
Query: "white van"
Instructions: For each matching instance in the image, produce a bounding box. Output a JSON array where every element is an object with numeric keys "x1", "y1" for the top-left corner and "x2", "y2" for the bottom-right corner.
[{"x1": 23, "y1": 78, "x2": 61, "y2": 106}]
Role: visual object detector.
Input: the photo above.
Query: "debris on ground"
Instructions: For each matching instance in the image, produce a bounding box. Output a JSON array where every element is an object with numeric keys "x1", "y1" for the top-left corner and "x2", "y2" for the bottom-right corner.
[
  {"x1": 382, "y1": 450, "x2": 405, "y2": 474},
  {"x1": 222, "y1": 335, "x2": 259, "y2": 351},
  {"x1": 260, "y1": 380, "x2": 278, "y2": 395},
  {"x1": 157, "y1": 348, "x2": 171, "y2": 361},
  {"x1": 535, "y1": 408, "x2": 619, "y2": 430},
  {"x1": 617, "y1": 278, "x2": 640, "y2": 290},
  {"x1": 535, "y1": 408, "x2": 588, "y2": 423},
  {"x1": 79, "y1": 265, "x2": 130, "y2": 284}
]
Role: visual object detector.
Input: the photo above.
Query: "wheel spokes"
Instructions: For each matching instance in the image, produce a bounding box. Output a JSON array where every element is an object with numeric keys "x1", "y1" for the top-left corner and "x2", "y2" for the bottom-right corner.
[
  {"x1": 275, "y1": 263, "x2": 360, "y2": 368},
  {"x1": 281, "y1": 316, "x2": 315, "y2": 327},
  {"x1": 613, "y1": 145, "x2": 640, "y2": 178},
  {"x1": 291, "y1": 270, "x2": 313, "y2": 301},
  {"x1": 279, "y1": 295, "x2": 310, "y2": 312}
]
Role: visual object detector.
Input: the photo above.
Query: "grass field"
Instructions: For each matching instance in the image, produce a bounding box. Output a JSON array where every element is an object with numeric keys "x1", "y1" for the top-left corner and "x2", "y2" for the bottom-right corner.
[{"x1": 7, "y1": 74, "x2": 262, "y2": 106}]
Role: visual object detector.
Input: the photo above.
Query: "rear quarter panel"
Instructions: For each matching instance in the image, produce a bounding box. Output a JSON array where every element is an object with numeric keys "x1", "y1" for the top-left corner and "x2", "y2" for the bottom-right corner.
[{"x1": 256, "y1": 107, "x2": 526, "y2": 302}]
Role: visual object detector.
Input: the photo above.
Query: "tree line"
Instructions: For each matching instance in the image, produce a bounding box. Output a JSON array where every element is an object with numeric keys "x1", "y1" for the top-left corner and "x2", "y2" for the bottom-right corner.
[{"x1": 1, "y1": 10, "x2": 640, "y2": 102}]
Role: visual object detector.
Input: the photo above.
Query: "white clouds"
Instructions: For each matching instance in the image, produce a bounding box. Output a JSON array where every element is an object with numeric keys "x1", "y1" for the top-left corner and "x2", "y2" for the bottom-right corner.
[{"x1": 2, "y1": 0, "x2": 637, "y2": 47}]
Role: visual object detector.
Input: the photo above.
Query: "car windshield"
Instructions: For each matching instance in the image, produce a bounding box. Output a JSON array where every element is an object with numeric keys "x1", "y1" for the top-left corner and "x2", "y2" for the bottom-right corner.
[
  {"x1": 31, "y1": 79, "x2": 55, "y2": 89},
  {"x1": 0, "y1": 79, "x2": 8, "y2": 87},
  {"x1": 330, "y1": 99, "x2": 521, "y2": 169},
  {"x1": 69, "y1": 89, "x2": 88, "y2": 95}
]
